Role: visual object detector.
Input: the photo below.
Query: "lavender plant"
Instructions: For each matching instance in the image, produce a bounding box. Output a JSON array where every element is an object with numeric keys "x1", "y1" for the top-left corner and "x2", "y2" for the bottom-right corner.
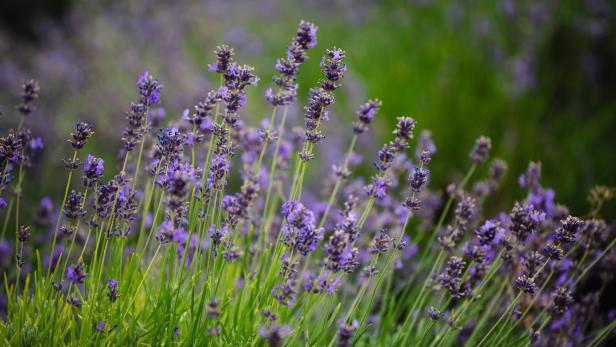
[{"x1": 0, "y1": 21, "x2": 615, "y2": 347}]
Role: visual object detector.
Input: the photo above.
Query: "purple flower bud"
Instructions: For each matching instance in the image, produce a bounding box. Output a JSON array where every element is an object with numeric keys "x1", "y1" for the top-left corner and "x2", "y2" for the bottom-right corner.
[
  {"x1": 553, "y1": 216, "x2": 584, "y2": 244},
  {"x1": 438, "y1": 256, "x2": 467, "y2": 299},
  {"x1": 475, "y1": 219, "x2": 503, "y2": 245},
  {"x1": 107, "y1": 279, "x2": 119, "y2": 302},
  {"x1": 408, "y1": 167, "x2": 430, "y2": 193},
  {"x1": 70, "y1": 122, "x2": 94, "y2": 150},
  {"x1": 364, "y1": 176, "x2": 389, "y2": 199},
  {"x1": 509, "y1": 202, "x2": 544, "y2": 243},
  {"x1": 549, "y1": 287, "x2": 573, "y2": 315},
  {"x1": 208, "y1": 45, "x2": 235, "y2": 73},
  {"x1": 393, "y1": 117, "x2": 417, "y2": 143},
  {"x1": 137, "y1": 71, "x2": 163, "y2": 105},
  {"x1": 123, "y1": 103, "x2": 147, "y2": 151},
  {"x1": 156, "y1": 128, "x2": 185, "y2": 162},
  {"x1": 66, "y1": 263, "x2": 87, "y2": 284},
  {"x1": 427, "y1": 306, "x2": 442, "y2": 320},
  {"x1": 259, "y1": 324, "x2": 292, "y2": 347},
  {"x1": 515, "y1": 274, "x2": 538, "y2": 294},
  {"x1": 96, "y1": 320, "x2": 106, "y2": 333},
  {"x1": 370, "y1": 228, "x2": 393, "y2": 254},
  {"x1": 337, "y1": 320, "x2": 358, "y2": 347},
  {"x1": 64, "y1": 190, "x2": 86, "y2": 220},
  {"x1": 83, "y1": 154, "x2": 104, "y2": 187},
  {"x1": 518, "y1": 161, "x2": 541, "y2": 191},
  {"x1": 470, "y1": 136, "x2": 491, "y2": 165},
  {"x1": 353, "y1": 99, "x2": 381, "y2": 134},
  {"x1": 295, "y1": 20, "x2": 318, "y2": 49},
  {"x1": 17, "y1": 225, "x2": 31, "y2": 243},
  {"x1": 320, "y1": 48, "x2": 346, "y2": 91},
  {"x1": 18, "y1": 79, "x2": 40, "y2": 117},
  {"x1": 489, "y1": 159, "x2": 507, "y2": 181}
]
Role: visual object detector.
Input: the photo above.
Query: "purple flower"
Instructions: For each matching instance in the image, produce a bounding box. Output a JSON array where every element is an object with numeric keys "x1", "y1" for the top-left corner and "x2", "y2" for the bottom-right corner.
[
  {"x1": 123, "y1": 102, "x2": 147, "y2": 151},
  {"x1": 64, "y1": 190, "x2": 86, "y2": 220},
  {"x1": 393, "y1": 117, "x2": 417, "y2": 143},
  {"x1": 549, "y1": 287, "x2": 573, "y2": 315},
  {"x1": 70, "y1": 122, "x2": 94, "y2": 150},
  {"x1": 509, "y1": 202, "x2": 544, "y2": 243},
  {"x1": 353, "y1": 99, "x2": 382, "y2": 134},
  {"x1": 515, "y1": 274, "x2": 538, "y2": 294},
  {"x1": 17, "y1": 79, "x2": 40, "y2": 117},
  {"x1": 66, "y1": 263, "x2": 87, "y2": 284},
  {"x1": 489, "y1": 159, "x2": 507, "y2": 181},
  {"x1": 470, "y1": 136, "x2": 491, "y2": 165},
  {"x1": 259, "y1": 324, "x2": 292, "y2": 347},
  {"x1": 427, "y1": 307, "x2": 442, "y2": 320},
  {"x1": 370, "y1": 228, "x2": 393, "y2": 254},
  {"x1": 156, "y1": 128, "x2": 185, "y2": 162},
  {"x1": 320, "y1": 48, "x2": 346, "y2": 91},
  {"x1": 281, "y1": 200, "x2": 323, "y2": 256},
  {"x1": 475, "y1": 219, "x2": 503, "y2": 245},
  {"x1": 208, "y1": 45, "x2": 235, "y2": 73},
  {"x1": 83, "y1": 154, "x2": 104, "y2": 186},
  {"x1": 107, "y1": 279, "x2": 119, "y2": 302},
  {"x1": 337, "y1": 320, "x2": 358, "y2": 347},
  {"x1": 518, "y1": 161, "x2": 541, "y2": 192},
  {"x1": 438, "y1": 256, "x2": 467, "y2": 299},
  {"x1": 408, "y1": 167, "x2": 430, "y2": 193},
  {"x1": 96, "y1": 320, "x2": 106, "y2": 333},
  {"x1": 325, "y1": 230, "x2": 352, "y2": 272},
  {"x1": 553, "y1": 216, "x2": 584, "y2": 244},
  {"x1": 17, "y1": 225, "x2": 31, "y2": 243},
  {"x1": 364, "y1": 176, "x2": 389, "y2": 199},
  {"x1": 416, "y1": 130, "x2": 437, "y2": 162},
  {"x1": 224, "y1": 64, "x2": 258, "y2": 91},
  {"x1": 295, "y1": 20, "x2": 318, "y2": 49},
  {"x1": 188, "y1": 90, "x2": 222, "y2": 132},
  {"x1": 137, "y1": 71, "x2": 163, "y2": 105}
]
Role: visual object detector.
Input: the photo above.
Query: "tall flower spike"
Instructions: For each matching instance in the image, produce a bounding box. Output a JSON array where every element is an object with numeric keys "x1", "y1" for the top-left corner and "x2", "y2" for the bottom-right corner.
[
  {"x1": 83, "y1": 154, "x2": 104, "y2": 187},
  {"x1": 267, "y1": 20, "x2": 318, "y2": 106},
  {"x1": 70, "y1": 122, "x2": 94, "y2": 150},
  {"x1": 320, "y1": 48, "x2": 346, "y2": 91},
  {"x1": 66, "y1": 262, "x2": 87, "y2": 284},
  {"x1": 259, "y1": 324, "x2": 292, "y2": 347},
  {"x1": 17, "y1": 225, "x2": 31, "y2": 243},
  {"x1": 123, "y1": 102, "x2": 147, "y2": 151},
  {"x1": 208, "y1": 45, "x2": 235, "y2": 74},
  {"x1": 509, "y1": 202, "x2": 544, "y2": 243},
  {"x1": 337, "y1": 320, "x2": 358, "y2": 347},
  {"x1": 470, "y1": 135, "x2": 491, "y2": 165},
  {"x1": 156, "y1": 128, "x2": 185, "y2": 163},
  {"x1": 18, "y1": 79, "x2": 40, "y2": 117},
  {"x1": 136, "y1": 71, "x2": 163, "y2": 105},
  {"x1": 64, "y1": 190, "x2": 86, "y2": 219},
  {"x1": 295, "y1": 20, "x2": 318, "y2": 49},
  {"x1": 438, "y1": 256, "x2": 467, "y2": 299},
  {"x1": 352, "y1": 99, "x2": 382, "y2": 134},
  {"x1": 392, "y1": 116, "x2": 416, "y2": 150}
]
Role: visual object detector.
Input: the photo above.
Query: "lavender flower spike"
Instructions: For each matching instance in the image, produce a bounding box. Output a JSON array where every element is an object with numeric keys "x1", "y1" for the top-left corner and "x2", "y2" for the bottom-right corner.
[
  {"x1": 70, "y1": 122, "x2": 94, "y2": 150},
  {"x1": 470, "y1": 135, "x2": 491, "y2": 165},
  {"x1": 83, "y1": 154, "x2": 104, "y2": 187}
]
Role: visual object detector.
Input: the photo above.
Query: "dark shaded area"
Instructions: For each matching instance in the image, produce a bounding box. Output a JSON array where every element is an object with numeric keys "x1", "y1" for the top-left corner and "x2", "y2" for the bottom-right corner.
[{"x1": 0, "y1": 0, "x2": 72, "y2": 41}]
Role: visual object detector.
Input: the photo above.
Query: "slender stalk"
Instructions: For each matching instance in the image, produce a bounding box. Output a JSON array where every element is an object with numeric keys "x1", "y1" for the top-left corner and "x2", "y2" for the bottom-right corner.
[
  {"x1": 318, "y1": 134, "x2": 357, "y2": 228},
  {"x1": 47, "y1": 150, "x2": 78, "y2": 276}
]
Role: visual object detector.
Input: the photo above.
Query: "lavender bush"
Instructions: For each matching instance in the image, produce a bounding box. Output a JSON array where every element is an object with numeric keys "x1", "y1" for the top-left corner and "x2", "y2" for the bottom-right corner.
[{"x1": 1, "y1": 21, "x2": 615, "y2": 346}]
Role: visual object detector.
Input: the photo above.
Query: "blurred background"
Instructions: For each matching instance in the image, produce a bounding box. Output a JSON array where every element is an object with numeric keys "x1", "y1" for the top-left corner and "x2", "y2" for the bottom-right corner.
[{"x1": 1, "y1": 0, "x2": 614, "y2": 218}]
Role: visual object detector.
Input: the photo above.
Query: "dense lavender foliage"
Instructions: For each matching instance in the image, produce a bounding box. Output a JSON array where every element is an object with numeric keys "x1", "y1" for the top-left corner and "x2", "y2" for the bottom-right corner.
[{"x1": 0, "y1": 21, "x2": 615, "y2": 347}]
